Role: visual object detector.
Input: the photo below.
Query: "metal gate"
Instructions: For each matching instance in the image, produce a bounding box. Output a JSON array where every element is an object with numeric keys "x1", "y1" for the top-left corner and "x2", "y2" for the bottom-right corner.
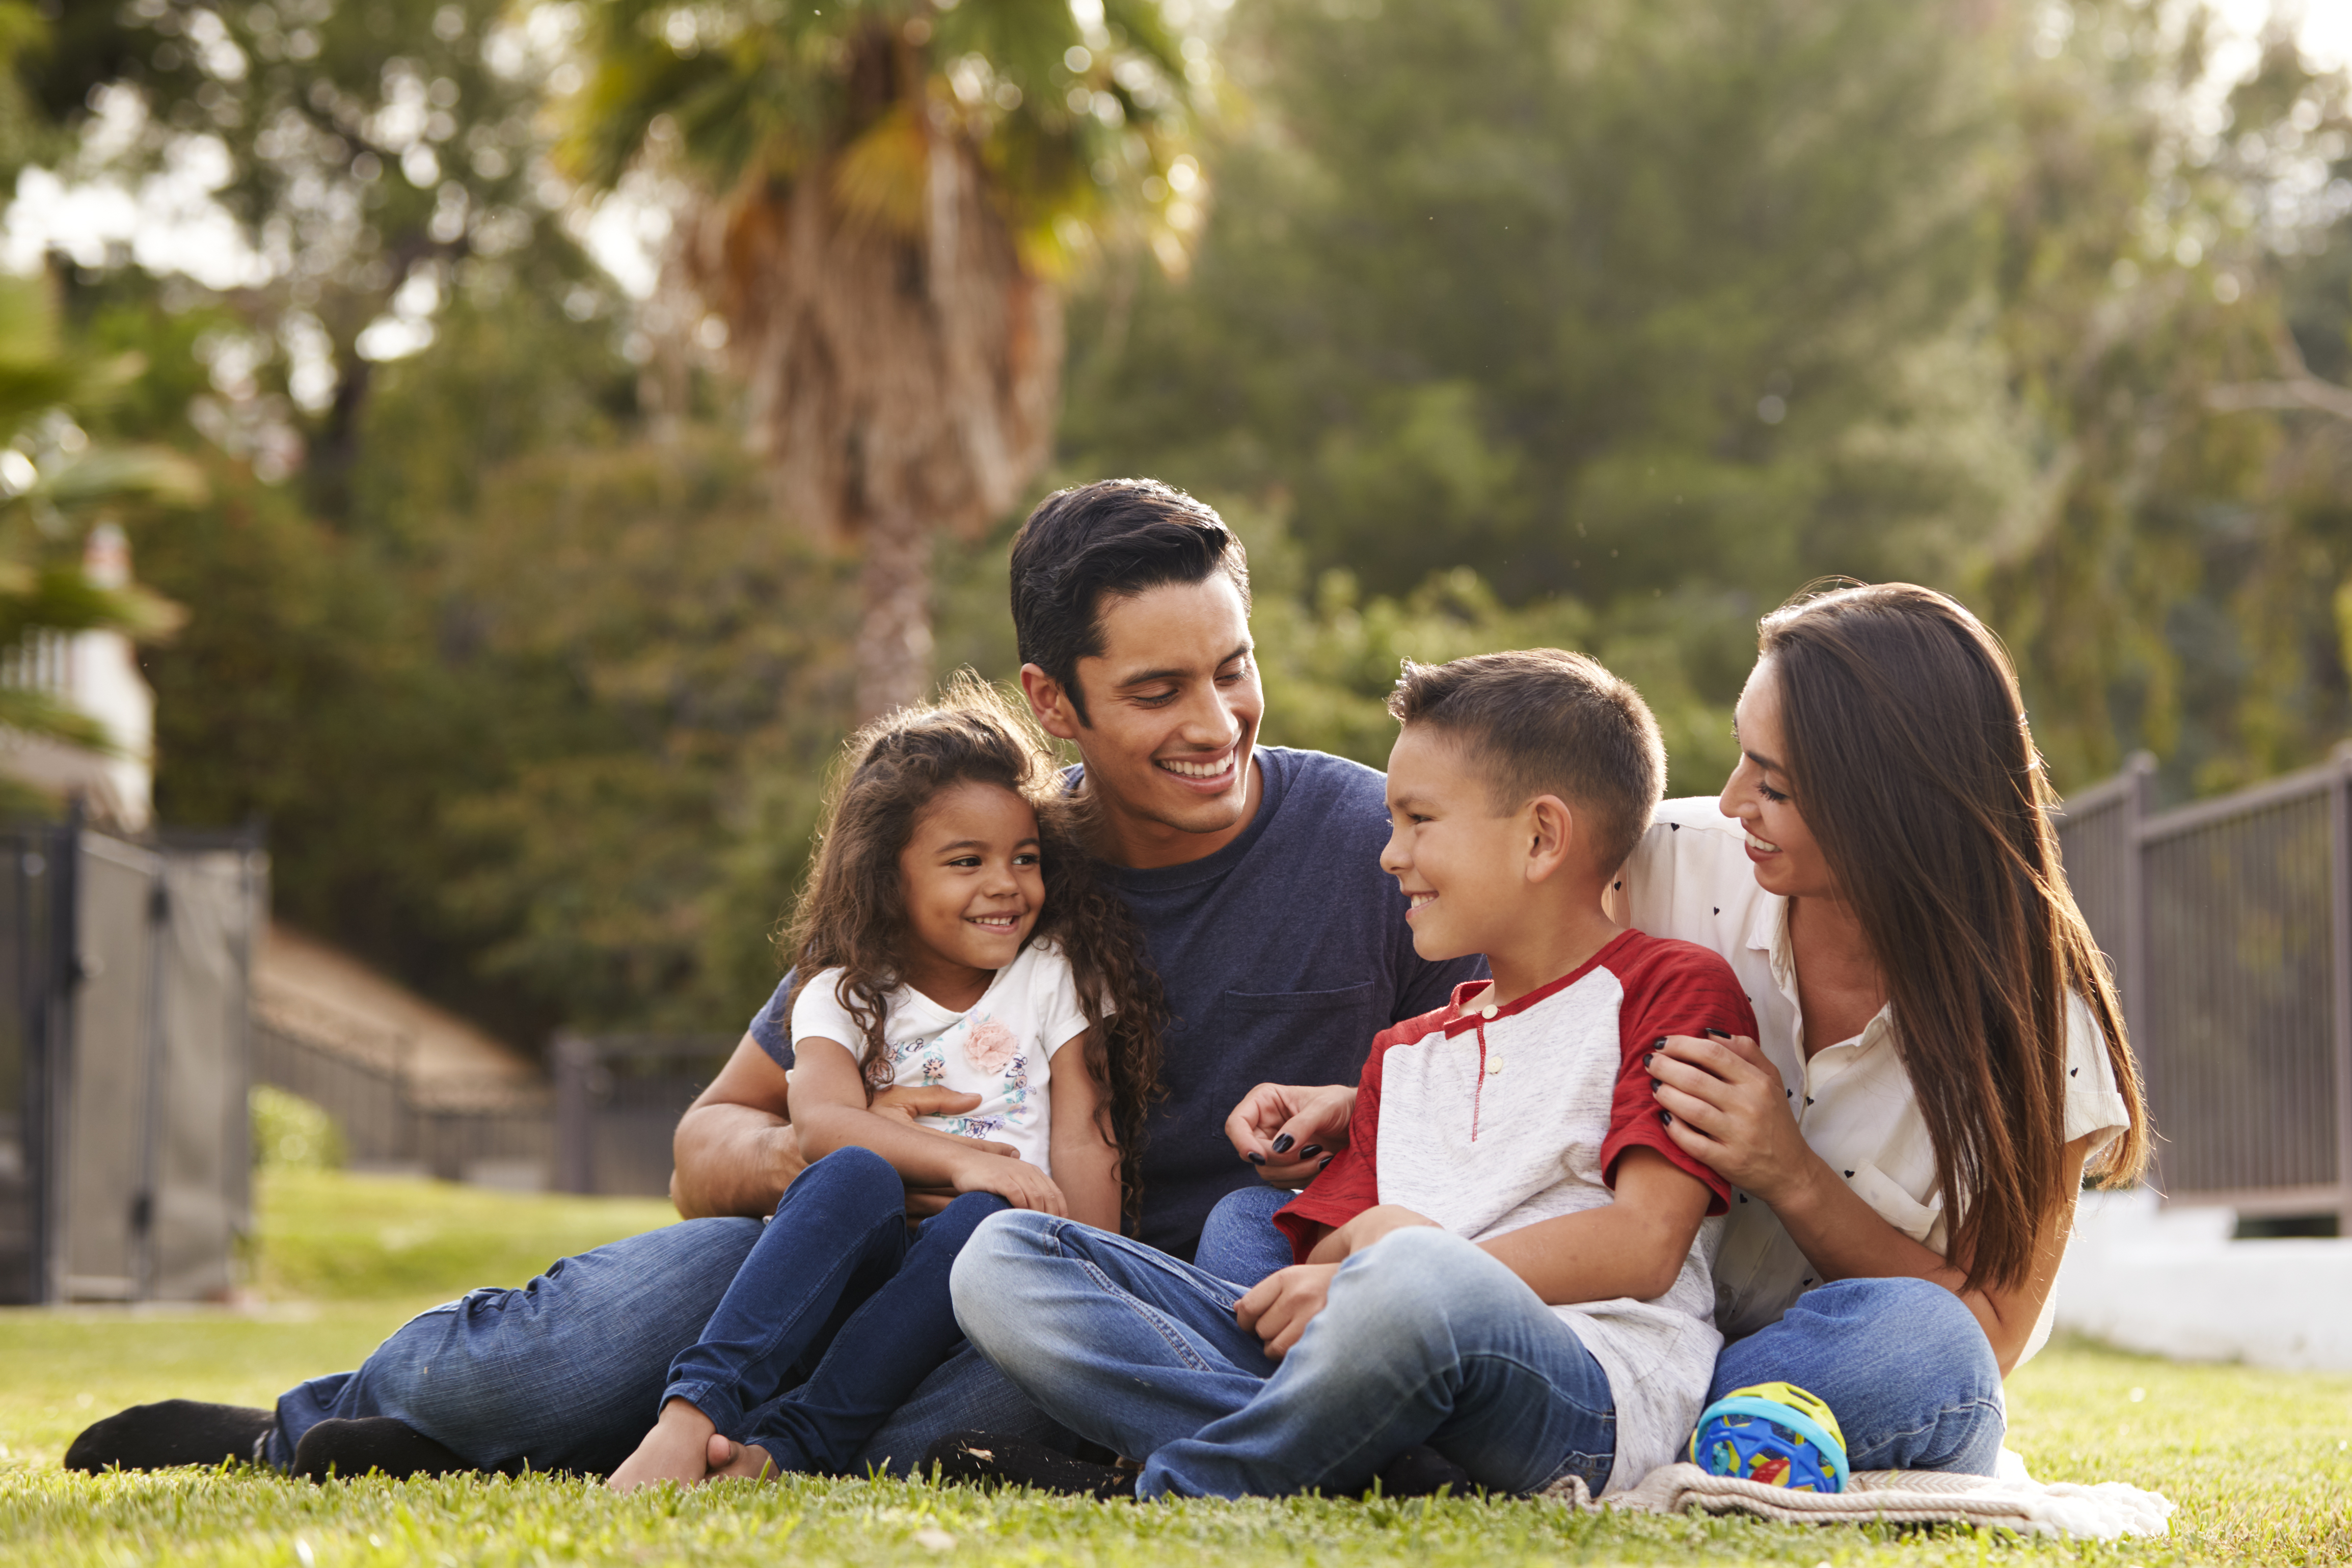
[{"x1": 2056, "y1": 750, "x2": 2352, "y2": 1228}]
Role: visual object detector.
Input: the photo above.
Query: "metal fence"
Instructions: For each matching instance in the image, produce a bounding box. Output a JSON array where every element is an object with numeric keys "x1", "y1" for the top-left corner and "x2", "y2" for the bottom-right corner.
[
  {"x1": 251, "y1": 1019, "x2": 552, "y2": 1185},
  {"x1": 551, "y1": 1034, "x2": 738, "y2": 1198},
  {"x1": 252, "y1": 1018, "x2": 736, "y2": 1198},
  {"x1": 0, "y1": 822, "x2": 263, "y2": 1305},
  {"x1": 2056, "y1": 749, "x2": 2352, "y2": 1228}
]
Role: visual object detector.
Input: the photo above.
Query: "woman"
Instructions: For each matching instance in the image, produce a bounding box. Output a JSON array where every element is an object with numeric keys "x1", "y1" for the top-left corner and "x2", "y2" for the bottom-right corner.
[{"x1": 1223, "y1": 581, "x2": 2148, "y2": 1475}]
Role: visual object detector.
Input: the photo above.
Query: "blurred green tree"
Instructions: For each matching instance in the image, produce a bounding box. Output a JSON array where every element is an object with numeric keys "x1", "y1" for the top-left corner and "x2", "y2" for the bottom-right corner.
[{"x1": 566, "y1": 0, "x2": 1204, "y2": 718}]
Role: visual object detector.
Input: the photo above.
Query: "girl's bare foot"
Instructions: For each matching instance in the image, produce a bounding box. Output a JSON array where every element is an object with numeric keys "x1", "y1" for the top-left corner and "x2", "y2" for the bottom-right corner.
[
  {"x1": 607, "y1": 1399, "x2": 719, "y2": 1493},
  {"x1": 706, "y1": 1434, "x2": 779, "y2": 1481}
]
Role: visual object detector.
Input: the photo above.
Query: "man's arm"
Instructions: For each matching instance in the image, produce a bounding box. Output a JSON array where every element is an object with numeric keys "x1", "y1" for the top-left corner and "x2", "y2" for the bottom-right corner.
[
  {"x1": 669, "y1": 1034, "x2": 804, "y2": 1219},
  {"x1": 668, "y1": 1033, "x2": 1021, "y2": 1220}
]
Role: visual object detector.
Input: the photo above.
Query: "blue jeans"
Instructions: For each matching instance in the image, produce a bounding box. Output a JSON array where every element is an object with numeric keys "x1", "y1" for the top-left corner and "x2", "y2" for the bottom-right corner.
[
  {"x1": 270, "y1": 1199, "x2": 1068, "y2": 1477},
  {"x1": 1191, "y1": 1184, "x2": 1296, "y2": 1287},
  {"x1": 663, "y1": 1148, "x2": 1006, "y2": 1474},
  {"x1": 952, "y1": 1213, "x2": 1617, "y2": 1499},
  {"x1": 1712, "y1": 1277, "x2": 2006, "y2": 1474}
]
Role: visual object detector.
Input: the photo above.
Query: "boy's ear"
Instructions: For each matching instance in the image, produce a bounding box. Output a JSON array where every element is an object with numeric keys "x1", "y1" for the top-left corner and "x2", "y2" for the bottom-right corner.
[
  {"x1": 1523, "y1": 795, "x2": 1578, "y2": 884},
  {"x1": 1020, "y1": 663, "x2": 1082, "y2": 742}
]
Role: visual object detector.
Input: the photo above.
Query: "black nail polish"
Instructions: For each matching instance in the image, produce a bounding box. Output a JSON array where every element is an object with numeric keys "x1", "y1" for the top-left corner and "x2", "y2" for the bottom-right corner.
[
  {"x1": 1659, "y1": 1109, "x2": 1674, "y2": 1125},
  {"x1": 1247, "y1": 1152, "x2": 1266, "y2": 1166},
  {"x1": 1650, "y1": 1037, "x2": 1668, "y2": 1050},
  {"x1": 1299, "y1": 1146, "x2": 1322, "y2": 1159},
  {"x1": 1650, "y1": 1077, "x2": 1662, "y2": 1090},
  {"x1": 1272, "y1": 1134, "x2": 1295, "y2": 1154},
  {"x1": 1643, "y1": 1051, "x2": 1658, "y2": 1069},
  {"x1": 1317, "y1": 1155, "x2": 1334, "y2": 1170},
  {"x1": 1704, "y1": 1029, "x2": 1731, "y2": 1040}
]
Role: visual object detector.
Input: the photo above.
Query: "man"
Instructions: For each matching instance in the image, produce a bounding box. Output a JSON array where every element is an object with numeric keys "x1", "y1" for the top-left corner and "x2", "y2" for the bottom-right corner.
[{"x1": 68, "y1": 479, "x2": 1481, "y2": 1480}]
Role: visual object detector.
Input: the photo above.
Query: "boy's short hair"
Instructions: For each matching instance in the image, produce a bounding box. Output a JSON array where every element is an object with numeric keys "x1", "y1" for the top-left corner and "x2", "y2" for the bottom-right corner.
[
  {"x1": 1388, "y1": 649, "x2": 1665, "y2": 872},
  {"x1": 1010, "y1": 479, "x2": 1252, "y2": 725}
]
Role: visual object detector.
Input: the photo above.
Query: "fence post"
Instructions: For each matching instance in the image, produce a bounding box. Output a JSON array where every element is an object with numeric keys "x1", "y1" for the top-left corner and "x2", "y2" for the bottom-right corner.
[
  {"x1": 2334, "y1": 744, "x2": 2352, "y2": 1237},
  {"x1": 2120, "y1": 751, "x2": 2154, "y2": 1053},
  {"x1": 553, "y1": 1034, "x2": 597, "y2": 1195}
]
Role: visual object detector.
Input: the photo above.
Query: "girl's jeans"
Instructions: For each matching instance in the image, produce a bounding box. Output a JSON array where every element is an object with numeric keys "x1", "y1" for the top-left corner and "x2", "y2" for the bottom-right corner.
[
  {"x1": 660, "y1": 1147, "x2": 1005, "y2": 1474},
  {"x1": 268, "y1": 1149, "x2": 1038, "y2": 1476},
  {"x1": 951, "y1": 1213, "x2": 1620, "y2": 1500}
]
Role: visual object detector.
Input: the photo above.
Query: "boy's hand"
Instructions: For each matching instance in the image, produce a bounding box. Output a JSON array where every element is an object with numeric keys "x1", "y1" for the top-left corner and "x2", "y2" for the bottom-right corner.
[
  {"x1": 952, "y1": 1155, "x2": 1069, "y2": 1218},
  {"x1": 1648, "y1": 1032, "x2": 1809, "y2": 1202},
  {"x1": 1225, "y1": 1083, "x2": 1357, "y2": 1185},
  {"x1": 1235, "y1": 1263, "x2": 1340, "y2": 1359}
]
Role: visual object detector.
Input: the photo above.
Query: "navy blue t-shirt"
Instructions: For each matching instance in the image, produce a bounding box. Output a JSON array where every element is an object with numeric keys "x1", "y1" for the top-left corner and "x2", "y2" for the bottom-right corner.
[{"x1": 748, "y1": 746, "x2": 1485, "y2": 1257}]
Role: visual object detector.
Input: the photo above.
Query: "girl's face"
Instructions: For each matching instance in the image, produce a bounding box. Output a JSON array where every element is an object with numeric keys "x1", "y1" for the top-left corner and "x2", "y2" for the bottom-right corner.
[
  {"x1": 1718, "y1": 658, "x2": 1839, "y2": 903},
  {"x1": 897, "y1": 782, "x2": 1047, "y2": 996}
]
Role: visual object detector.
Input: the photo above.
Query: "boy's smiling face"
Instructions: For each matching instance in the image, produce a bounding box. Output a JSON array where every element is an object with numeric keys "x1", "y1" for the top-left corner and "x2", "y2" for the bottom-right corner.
[{"x1": 1379, "y1": 724, "x2": 1532, "y2": 965}]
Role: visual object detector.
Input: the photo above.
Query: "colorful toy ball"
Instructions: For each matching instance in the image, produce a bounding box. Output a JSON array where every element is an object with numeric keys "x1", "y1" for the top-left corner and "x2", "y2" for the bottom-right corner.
[{"x1": 1687, "y1": 1382, "x2": 1850, "y2": 1493}]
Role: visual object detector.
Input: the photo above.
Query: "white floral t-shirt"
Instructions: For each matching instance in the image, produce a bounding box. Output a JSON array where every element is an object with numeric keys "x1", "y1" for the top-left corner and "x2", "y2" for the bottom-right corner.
[{"x1": 788, "y1": 941, "x2": 1091, "y2": 1174}]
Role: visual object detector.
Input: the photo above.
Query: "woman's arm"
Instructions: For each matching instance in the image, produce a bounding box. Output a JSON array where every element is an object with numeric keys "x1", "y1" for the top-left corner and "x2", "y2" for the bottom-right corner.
[
  {"x1": 1651, "y1": 1031, "x2": 2090, "y2": 1372},
  {"x1": 1046, "y1": 1029, "x2": 1123, "y2": 1231},
  {"x1": 791, "y1": 1037, "x2": 1072, "y2": 1216}
]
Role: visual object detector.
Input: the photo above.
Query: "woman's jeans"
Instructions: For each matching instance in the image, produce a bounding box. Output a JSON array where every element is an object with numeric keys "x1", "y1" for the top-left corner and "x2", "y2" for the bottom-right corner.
[
  {"x1": 952, "y1": 1213, "x2": 1618, "y2": 1500},
  {"x1": 661, "y1": 1148, "x2": 1005, "y2": 1474},
  {"x1": 1710, "y1": 1276, "x2": 2007, "y2": 1475}
]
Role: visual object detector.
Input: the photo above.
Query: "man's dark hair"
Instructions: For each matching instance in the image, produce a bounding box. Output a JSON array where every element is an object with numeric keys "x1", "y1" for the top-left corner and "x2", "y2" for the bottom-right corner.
[
  {"x1": 1010, "y1": 479, "x2": 1251, "y2": 724},
  {"x1": 1386, "y1": 649, "x2": 1664, "y2": 871}
]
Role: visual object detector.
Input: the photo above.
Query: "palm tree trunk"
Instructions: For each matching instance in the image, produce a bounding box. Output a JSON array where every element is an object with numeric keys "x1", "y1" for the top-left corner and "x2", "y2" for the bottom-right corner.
[{"x1": 854, "y1": 506, "x2": 934, "y2": 721}]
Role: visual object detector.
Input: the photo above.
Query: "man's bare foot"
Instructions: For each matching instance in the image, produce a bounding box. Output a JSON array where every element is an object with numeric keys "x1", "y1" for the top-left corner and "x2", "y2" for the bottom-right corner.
[
  {"x1": 607, "y1": 1399, "x2": 719, "y2": 1493},
  {"x1": 706, "y1": 1434, "x2": 779, "y2": 1481}
]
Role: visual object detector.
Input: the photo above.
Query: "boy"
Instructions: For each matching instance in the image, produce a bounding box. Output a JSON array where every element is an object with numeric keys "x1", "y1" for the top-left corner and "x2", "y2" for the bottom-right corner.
[{"x1": 938, "y1": 648, "x2": 1758, "y2": 1499}]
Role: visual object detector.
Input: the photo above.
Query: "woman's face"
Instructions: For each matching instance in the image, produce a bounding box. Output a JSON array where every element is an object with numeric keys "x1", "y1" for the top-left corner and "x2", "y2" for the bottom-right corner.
[{"x1": 1718, "y1": 658, "x2": 1840, "y2": 902}]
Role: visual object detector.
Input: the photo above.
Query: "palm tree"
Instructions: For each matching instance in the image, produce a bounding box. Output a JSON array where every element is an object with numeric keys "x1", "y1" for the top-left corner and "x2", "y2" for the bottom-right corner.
[{"x1": 569, "y1": 0, "x2": 1203, "y2": 718}]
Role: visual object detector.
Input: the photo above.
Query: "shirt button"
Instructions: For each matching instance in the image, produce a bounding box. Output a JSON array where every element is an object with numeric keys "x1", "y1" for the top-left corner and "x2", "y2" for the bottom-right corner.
[
  {"x1": 1485, "y1": 1057, "x2": 1504, "y2": 1075},
  {"x1": 1480, "y1": 1005, "x2": 1498, "y2": 1020}
]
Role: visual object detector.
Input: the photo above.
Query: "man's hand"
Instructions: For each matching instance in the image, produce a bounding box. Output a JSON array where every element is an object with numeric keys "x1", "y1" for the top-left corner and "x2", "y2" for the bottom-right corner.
[
  {"x1": 1235, "y1": 1263, "x2": 1340, "y2": 1359},
  {"x1": 1647, "y1": 1032, "x2": 1813, "y2": 1203},
  {"x1": 1225, "y1": 1083, "x2": 1357, "y2": 1186}
]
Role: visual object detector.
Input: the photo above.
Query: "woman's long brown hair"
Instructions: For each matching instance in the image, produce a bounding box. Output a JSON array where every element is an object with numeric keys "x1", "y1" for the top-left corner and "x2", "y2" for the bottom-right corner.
[
  {"x1": 1760, "y1": 582, "x2": 2149, "y2": 1294},
  {"x1": 785, "y1": 673, "x2": 1168, "y2": 1232}
]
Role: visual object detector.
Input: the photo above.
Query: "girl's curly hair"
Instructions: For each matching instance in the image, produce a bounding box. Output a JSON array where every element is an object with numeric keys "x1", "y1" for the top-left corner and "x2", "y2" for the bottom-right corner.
[{"x1": 785, "y1": 673, "x2": 1168, "y2": 1231}]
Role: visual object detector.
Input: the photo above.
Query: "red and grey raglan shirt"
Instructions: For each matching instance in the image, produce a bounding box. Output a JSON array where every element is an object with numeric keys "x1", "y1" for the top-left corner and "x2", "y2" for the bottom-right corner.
[{"x1": 1273, "y1": 929, "x2": 1758, "y2": 1492}]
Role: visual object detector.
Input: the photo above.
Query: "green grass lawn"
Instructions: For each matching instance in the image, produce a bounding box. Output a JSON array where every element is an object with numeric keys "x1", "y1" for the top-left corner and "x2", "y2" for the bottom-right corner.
[{"x1": 2, "y1": 1170, "x2": 2347, "y2": 1566}]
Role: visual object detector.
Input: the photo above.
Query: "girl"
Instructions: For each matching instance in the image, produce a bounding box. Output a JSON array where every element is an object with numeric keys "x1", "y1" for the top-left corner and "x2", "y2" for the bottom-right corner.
[{"x1": 608, "y1": 677, "x2": 1164, "y2": 1490}]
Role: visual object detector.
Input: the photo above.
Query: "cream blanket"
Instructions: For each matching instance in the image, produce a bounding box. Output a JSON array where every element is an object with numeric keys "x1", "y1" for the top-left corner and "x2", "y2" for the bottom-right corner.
[{"x1": 1545, "y1": 1463, "x2": 2175, "y2": 1540}]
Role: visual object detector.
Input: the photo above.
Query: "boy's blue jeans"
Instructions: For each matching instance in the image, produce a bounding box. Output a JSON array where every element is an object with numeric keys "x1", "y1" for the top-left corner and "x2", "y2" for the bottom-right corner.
[
  {"x1": 951, "y1": 1212, "x2": 1621, "y2": 1499},
  {"x1": 1191, "y1": 1188, "x2": 2008, "y2": 1476}
]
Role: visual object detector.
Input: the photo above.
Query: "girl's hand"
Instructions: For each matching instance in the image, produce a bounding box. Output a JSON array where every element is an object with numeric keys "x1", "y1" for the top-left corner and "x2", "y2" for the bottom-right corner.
[
  {"x1": 1234, "y1": 1263, "x2": 1340, "y2": 1360},
  {"x1": 1224, "y1": 1083, "x2": 1357, "y2": 1185},
  {"x1": 1648, "y1": 1032, "x2": 1816, "y2": 1203},
  {"x1": 951, "y1": 1153, "x2": 1070, "y2": 1218}
]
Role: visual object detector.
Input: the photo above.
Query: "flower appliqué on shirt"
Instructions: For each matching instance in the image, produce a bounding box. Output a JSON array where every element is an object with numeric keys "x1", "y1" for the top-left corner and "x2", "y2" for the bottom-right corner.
[{"x1": 964, "y1": 1017, "x2": 1019, "y2": 1076}]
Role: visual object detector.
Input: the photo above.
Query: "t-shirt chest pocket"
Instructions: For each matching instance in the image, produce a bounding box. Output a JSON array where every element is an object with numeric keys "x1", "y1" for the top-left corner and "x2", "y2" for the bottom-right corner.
[{"x1": 1221, "y1": 981, "x2": 1381, "y2": 1048}]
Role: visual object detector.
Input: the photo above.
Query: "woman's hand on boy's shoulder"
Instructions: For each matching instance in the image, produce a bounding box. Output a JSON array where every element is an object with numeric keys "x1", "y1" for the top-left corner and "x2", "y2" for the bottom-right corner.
[
  {"x1": 1647, "y1": 1032, "x2": 1810, "y2": 1200},
  {"x1": 1225, "y1": 1082, "x2": 1357, "y2": 1184}
]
